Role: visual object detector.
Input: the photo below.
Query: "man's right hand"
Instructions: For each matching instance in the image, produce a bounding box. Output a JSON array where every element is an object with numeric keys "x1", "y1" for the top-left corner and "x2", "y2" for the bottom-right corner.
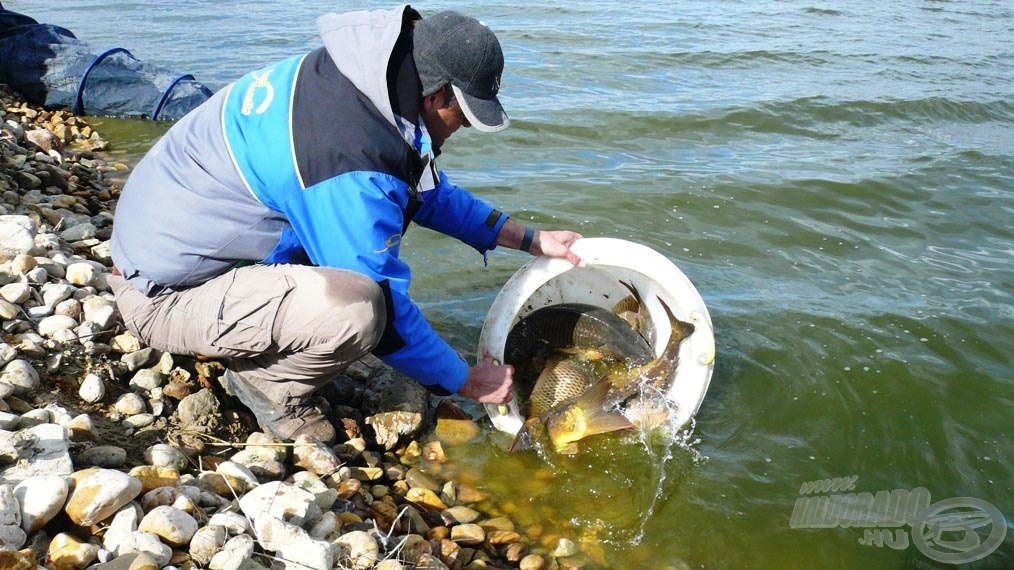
[{"x1": 457, "y1": 351, "x2": 513, "y2": 404}]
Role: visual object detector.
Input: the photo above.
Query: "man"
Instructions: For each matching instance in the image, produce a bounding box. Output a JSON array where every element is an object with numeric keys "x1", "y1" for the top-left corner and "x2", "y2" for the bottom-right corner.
[{"x1": 108, "y1": 6, "x2": 584, "y2": 444}]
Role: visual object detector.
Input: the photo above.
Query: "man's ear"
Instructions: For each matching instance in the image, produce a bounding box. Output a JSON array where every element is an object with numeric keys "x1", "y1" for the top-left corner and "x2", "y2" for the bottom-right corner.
[{"x1": 422, "y1": 90, "x2": 445, "y2": 113}]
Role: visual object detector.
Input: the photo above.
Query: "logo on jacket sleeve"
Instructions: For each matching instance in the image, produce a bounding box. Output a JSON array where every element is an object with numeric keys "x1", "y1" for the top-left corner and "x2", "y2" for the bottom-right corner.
[{"x1": 242, "y1": 69, "x2": 275, "y2": 115}]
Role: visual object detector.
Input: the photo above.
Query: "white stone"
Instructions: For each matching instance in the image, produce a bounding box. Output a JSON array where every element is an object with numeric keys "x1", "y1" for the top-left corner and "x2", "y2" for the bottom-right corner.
[
  {"x1": 82, "y1": 295, "x2": 117, "y2": 329},
  {"x1": 114, "y1": 392, "x2": 147, "y2": 416},
  {"x1": 145, "y1": 443, "x2": 188, "y2": 471},
  {"x1": 129, "y1": 368, "x2": 164, "y2": 391},
  {"x1": 11, "y1": 333, "x2": 45, "y2": 359},
  {"x1": 79, "y1": 373, "x2": 105, "y2": 403},
  {"x1": 25, "y1": 267, "x2": 48, "y2": 285},
  {"x1": 0, "y1": 215, "x2": 37, "y2": 256},
  {"x1": 41, "y1": 283, "x2": 75, "y2": 307},
  {"x1": 0, "y1": 523, "x2": 27, "y2": 551},
  {"x1": 25, "y1": 303, "x2": 52, "y2": 319},
  {"x1": 103, "y1": 505, "x2": 141, "y2": 553},
  {"x1": 0, "y1": 484, "x2": 20, "y2": 526},
  {"x1": 332, "y1": 530, "x2": 379, "y2": 570},
  {"x1": 65, "y1": 414, "x2": 95, "y2": 441},
  {"x1": 0, "y1": 423, "x2": 73, "y2": 485},
  {"x1": 216, "y1": 461, "x2": 259, "y2": 494},
  {"x1": 60, "y1": 222, "x2": 97, "y2": 242},
  {"x1": 209, "y1": 533, "x2": 255, "y2": 570},
  {"x1": 37, "y1": 314, "x2": 78, "y2": 337},
  {"x1": 0, "y1": 281, "x2": 30, "y2": 304},
  {"x1": 207, "y1": 511, "x2": 251, "y2": 536},
  {"x1": 54, "y1": 298, "x2": 82, "y2": 320},
  {"x1": 0, "y1": 343, "x2": 15, "y2": 367},
  {"x1": 278, "y1": 535, "x2": 333, "y2": 569},
  {"x1": 253, "y1": 512, "x2": 306, "y2": 552},
  {"x1": 292, "y1": 434, "x2": 342, "y2": 476},
  {"x1": 14, "y1": 474, "x2": 68, "y2": 532},
  {"x1": 138, "y1": 505, "x2": 198, "y2": 546},
  {"x1": 19, "y1": 408, "x2": 50, "y2": 429},
  {"x1": 238, "y1": 481, "x2": 315, "y2": 526},
  {"x1": 65, "y1": 262, "x2": 97, "y2": 286},
  {"x1": 110, "y1": 332, "x2": 143, "y2": 353},
  {"x1": 0, "y1": 299, "x2": 18, "y2": 320},
  {"x1": 116, "y1": 530, "x2": 172, "y2": 566},
  {"x1": 33, "y1": 256, "x2": 64, "y2": 280},
  {"x1": 122, "y1": 413, "x2": 155, "y2": 429},
  {"x1": 308, "y1": 511, "x2": 338, "y2": 540},
  {"x1": 51, "y1": 328, "x2": 78, "y2": 344},
  {"x1": 0, "y1": 359, "x2": 39, "y2": 395},
  {"x1": 9, "y1": 254, "x2": 36, "y2": 275},
  {"x1": 64, "y1": 467, "x2": 142, "y2": 526},
  {"x1": 0, "y1": 412, "x2": 18, "y2": 430},
  {"x1": 190, "y1": 524, "x2": 228, "y2": 566}
]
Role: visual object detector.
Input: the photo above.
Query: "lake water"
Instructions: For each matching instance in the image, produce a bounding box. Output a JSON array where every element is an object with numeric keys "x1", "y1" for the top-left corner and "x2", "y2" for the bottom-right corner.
[{"x1": 10, "y1": 1, "x2": 1012, "y2": 568}]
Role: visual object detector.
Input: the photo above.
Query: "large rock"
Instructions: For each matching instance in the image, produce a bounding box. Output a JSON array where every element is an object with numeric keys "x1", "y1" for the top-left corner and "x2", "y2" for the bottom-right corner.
[
  {"x1": 361, "y1": 368, "x2": 428, "y2": 449},
  {"x1": 14, "y1": 475, "x2": 68, "y2": 532},
  {"x1": 138, "y1": 505, "x2": 198, "y2": 546},
  {"x1": 64, "y1": 468, "x2": 142, "y2": 526},
  {"x1": 0, "y1": 423, "x2": 73, "y2": 485},
  {"x1": 254, "y1": 513, "x2": 333, "y2": 569},
  {"x1": 0, "y1": 360, "x2": 40, "y2": 396},
  {"x1": 238, "y1": 481, "x2": 317, "y2": 527},
  {"x1": 361, "y1": 368, "x2": 429, "y2": 417},
  {"x1": 0, "y1": 216, "x2": 37, "y2": 257}
]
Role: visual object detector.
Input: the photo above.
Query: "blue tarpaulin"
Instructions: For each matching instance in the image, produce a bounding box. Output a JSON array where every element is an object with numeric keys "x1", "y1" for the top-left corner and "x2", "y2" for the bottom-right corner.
[{"x1": 0, "y1": 5, "x2": 212, "y2": 120}]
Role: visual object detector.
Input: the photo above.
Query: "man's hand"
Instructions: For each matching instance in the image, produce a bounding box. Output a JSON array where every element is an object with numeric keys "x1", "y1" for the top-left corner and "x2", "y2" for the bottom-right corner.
[
  {"x1": 495, "y1": 220, "x2": 586, "y2": 268},
  {"x1": 530, "y1": 229, "x2": 586, "y2": 268},
  {"x1": 457, "y1": 351, "x2": 514, "y2": 404}
]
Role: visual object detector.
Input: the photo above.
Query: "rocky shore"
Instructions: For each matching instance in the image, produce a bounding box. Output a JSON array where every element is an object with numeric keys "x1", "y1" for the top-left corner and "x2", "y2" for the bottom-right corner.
[{"x1": 0, "y1": 84, "x2": 562, "y2": 570}]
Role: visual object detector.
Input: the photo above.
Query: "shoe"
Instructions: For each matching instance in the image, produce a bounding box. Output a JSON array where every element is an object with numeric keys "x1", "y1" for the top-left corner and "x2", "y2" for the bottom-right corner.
[{"x1": 223, "y1": 370, "x2": 336, "y2": 444}]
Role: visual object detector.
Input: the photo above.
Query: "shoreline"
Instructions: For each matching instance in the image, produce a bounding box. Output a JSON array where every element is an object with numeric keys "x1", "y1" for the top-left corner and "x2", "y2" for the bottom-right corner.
[{"x1": 0, "y1": 85, "x2": 553, "y2": 570}]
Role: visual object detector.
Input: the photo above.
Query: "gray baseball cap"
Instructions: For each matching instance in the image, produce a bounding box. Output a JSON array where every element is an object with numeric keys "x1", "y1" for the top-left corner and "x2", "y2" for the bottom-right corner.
[{"x1": 414, "y1": 11, "x2": 510, "y2": 133}]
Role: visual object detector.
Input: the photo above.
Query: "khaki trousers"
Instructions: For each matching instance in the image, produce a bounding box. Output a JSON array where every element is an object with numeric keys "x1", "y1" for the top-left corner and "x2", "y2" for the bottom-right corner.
[{"x1": 108, "y1": 264, "x2": 385, "y2": 402}]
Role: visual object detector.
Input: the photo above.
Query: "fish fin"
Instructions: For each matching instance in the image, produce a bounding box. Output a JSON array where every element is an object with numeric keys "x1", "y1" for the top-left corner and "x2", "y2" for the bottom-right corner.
[
  {"x1": 509, "y1": 418, "x2": 542, "y2": 453},
  {"x1": 619, "y1": 280, "x2": 644, "y2": 305},
  {"x1": 573, "y1": 377, "x2": 635, "y2": 437}
]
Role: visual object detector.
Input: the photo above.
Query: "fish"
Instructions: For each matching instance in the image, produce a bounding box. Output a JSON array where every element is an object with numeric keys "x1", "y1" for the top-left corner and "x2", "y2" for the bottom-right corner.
[
  {"x1": 604, "y1": 297, "x2": 695, "y2": 411},
  {"x1": 504, "y1": 303, "x2": 654, "y2": 397},
  {"x1": 509, "y1": 357, "x2": 634, "y2": 454},
  {"x1": 505, "y1": 303, "x2": 655, "y2": 367}
]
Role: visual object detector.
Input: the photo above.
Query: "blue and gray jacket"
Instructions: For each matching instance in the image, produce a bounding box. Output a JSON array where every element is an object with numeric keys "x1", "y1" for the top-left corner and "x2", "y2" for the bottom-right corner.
[{"x1": 110, "y1": 6, "x2": 508, "y2": 395}]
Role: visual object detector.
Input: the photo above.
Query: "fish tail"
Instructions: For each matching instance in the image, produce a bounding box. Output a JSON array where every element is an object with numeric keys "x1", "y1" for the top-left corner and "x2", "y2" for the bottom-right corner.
[
  {"x1": 573, "y1": 377, "x2": 635, "y2": 437},
  {"x1": 657, "y1": 296, "x2": 695, "y2": 340}
]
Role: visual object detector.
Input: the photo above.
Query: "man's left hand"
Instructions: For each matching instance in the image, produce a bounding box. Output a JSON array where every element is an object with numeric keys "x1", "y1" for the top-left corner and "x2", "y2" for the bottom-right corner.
[{"x1": 530, "y1": 229, "x2": 586, "y2": 268}]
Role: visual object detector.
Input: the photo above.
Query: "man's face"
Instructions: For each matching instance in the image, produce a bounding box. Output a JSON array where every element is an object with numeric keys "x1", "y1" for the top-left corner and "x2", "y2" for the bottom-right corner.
[{"x1": 421, "y1": 87, "x2": 471, "y2": 151}]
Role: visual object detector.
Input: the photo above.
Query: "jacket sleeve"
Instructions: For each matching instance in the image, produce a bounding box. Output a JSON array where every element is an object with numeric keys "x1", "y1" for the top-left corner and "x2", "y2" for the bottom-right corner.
[
  {"x1": 279, "y1": 170, "x2": 469, "y2": 395},
  {"x1": 411, "y1": 169, "x2": 508, "y2": 252}
]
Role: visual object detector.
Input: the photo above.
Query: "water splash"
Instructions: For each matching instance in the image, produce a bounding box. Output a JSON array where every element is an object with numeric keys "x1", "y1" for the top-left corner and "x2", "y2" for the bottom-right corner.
[{"x1": 629, "y1": 384, "x2": 707, "y2": 545}]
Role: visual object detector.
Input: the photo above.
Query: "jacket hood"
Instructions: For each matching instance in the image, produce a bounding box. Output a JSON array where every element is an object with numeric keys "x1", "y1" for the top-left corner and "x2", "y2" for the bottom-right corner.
[{"x1": 316, "y1": 5, "x2": 420, "y2": 131}]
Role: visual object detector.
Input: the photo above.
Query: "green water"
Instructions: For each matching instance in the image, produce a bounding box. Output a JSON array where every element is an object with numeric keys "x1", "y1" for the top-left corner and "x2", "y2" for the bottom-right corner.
[{"x1": 14, "y1": 0, "x2": 1012, "y2": 567}]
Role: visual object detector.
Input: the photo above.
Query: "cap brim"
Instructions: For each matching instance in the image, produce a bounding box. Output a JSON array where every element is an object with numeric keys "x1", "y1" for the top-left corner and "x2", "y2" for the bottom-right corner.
[{"x1": 453, "y1": 85, "x2": 510, "y2": 133}]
